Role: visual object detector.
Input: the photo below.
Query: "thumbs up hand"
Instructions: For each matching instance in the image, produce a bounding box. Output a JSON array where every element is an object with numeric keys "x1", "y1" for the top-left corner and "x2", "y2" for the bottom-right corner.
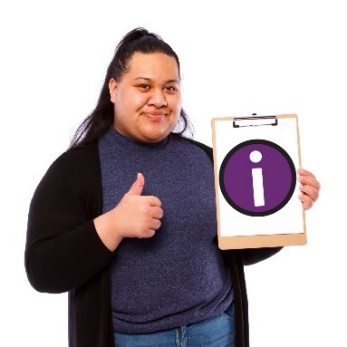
[
  {"x1": 117, "y1": 173, "x2": 163, "y2": 237},
  {"x1": 94, "y1": 173, "x2": 163, "y2": 251}
]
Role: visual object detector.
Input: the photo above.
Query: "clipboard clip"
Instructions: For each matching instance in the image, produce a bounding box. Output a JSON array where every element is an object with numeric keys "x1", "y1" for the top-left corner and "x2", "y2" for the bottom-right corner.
[{"x1": 233, "y1": 114, "x2": 278, "y2": 128}]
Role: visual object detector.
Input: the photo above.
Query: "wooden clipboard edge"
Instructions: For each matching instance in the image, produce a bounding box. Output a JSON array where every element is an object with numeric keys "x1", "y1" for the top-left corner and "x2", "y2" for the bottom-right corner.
[
  {"x1": 218, "y1": 233, "x2": 307, "y2": 250},
  {"x1": 292, "y1": 114, "x2": 308, "y2": 240},
  {"x1": 211, "y1": 114, "x2": 307, "y2": 250}
]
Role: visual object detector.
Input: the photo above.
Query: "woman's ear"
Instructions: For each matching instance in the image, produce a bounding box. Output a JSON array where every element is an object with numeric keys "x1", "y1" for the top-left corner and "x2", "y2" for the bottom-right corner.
[{"x1": 108, "y1": 78, "x2": 118, "y2": 104}]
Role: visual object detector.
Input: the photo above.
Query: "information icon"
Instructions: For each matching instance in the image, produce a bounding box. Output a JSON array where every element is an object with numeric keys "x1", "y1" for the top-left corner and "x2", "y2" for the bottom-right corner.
[{"x1": 219, "y1": 139, "x2": 296, "y2": 216}]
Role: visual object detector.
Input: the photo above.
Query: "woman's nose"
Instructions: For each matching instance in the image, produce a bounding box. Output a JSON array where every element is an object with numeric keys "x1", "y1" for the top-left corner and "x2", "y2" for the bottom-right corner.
[{"x1": 148, "y1": 89, "x2": 167, "y2": 107}]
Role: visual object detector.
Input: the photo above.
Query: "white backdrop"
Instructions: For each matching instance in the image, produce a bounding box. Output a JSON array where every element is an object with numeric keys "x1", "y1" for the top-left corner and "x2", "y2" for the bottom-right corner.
[{"x1": 1, "y1": 0, "x2": 345, "y2": 346}]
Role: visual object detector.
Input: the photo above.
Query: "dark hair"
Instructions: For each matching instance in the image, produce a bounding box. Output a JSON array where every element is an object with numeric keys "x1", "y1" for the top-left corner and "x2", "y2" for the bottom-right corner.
[{"x1": 70, "y1": 27, "x2": 193, "y2": 148}]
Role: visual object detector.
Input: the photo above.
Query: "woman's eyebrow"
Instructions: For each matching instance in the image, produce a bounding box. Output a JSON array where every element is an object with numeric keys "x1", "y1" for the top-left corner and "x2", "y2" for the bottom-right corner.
[{"x1": 134, "y1": 76, "x2": 180, "y2": 84}]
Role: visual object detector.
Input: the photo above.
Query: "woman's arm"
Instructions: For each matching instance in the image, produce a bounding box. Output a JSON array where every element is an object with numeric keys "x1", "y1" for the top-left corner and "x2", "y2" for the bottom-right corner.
[{"x1": 25, "y1": 147, "x2": 114, "y2": 294}]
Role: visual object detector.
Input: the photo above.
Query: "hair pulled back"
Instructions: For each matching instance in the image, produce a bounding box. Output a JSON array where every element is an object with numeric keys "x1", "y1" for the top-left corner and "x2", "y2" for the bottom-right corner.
[{"x1": 70, "y1": 27, "x2": 193, "y2": 148}]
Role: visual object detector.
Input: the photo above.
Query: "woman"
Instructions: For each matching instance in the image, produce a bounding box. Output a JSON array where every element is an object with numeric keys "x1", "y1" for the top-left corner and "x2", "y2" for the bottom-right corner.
[{"x1": 25, "y1": 27, "x2": 320, "y2": 347}]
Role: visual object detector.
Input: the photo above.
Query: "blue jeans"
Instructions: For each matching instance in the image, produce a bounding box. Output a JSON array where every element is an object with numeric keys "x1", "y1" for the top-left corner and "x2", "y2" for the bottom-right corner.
[{"x1": 114, "y1": 303, "x2": 235, "y2": 347}]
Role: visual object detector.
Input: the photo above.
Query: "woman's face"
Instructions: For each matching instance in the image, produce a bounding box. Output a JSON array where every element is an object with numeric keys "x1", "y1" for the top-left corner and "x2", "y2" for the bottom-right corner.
[{"x1": 109, "y1": 52, "x2": 182, "y2": 143}]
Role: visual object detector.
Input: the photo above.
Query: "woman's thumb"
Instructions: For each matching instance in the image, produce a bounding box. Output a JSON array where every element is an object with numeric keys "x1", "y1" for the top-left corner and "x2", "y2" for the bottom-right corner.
[{"x1": 127, "y1": 173, "x2": 145, "y2": 195}]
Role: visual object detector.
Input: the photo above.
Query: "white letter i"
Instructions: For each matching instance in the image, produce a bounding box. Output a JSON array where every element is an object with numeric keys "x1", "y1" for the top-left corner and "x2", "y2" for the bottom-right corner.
[{"x1": 250, "y1": 150, "x2": 265, "y2": 207}]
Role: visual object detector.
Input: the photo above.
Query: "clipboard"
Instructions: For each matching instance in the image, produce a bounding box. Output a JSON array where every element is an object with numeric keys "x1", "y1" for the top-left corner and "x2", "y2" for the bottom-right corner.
[{"x1": 211, "y1": 113, "x2": 306, "y2": 249}]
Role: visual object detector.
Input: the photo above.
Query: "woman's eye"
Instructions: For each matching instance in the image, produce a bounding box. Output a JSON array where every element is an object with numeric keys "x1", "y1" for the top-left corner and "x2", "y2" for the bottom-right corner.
[
  {"x1": 166, "y1": 86, "x2": 177, "y2": 92},
  {"x1": 139, "y1": 84, "x2": 150, "y2": 90}
]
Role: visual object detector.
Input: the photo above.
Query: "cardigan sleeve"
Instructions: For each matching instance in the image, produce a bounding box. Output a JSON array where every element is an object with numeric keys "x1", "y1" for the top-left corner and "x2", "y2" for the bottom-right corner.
[
  {"x1": 25, "y1": 145, "x2": 114, "y2": 294},
  {"x1": 239, "y1": 247, "x2": 282, "y2": 265}
]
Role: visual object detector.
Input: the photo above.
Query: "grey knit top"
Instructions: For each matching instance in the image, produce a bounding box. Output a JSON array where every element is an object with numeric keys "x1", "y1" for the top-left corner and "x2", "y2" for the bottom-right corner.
[{"x1": 98, "y1": 128, "x2": 233, "y2": 334}]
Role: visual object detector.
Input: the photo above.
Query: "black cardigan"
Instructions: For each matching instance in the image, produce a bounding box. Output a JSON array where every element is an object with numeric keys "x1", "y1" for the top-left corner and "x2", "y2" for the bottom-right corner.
[{"x1": 25, "y1": 138, "x2": 281, "y2": 347}]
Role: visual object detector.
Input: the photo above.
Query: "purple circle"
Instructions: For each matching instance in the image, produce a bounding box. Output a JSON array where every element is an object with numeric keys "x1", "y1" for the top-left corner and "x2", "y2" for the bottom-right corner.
[{"x1": 219, "y1": 140, "x2": 296, "y2": 216}]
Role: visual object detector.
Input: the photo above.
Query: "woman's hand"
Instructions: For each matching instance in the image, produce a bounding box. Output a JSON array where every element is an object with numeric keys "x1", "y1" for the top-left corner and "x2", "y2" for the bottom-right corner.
[
  {"x1": 297, "y1": 168, "x2": 320, "y2": 210},
  {"x1": 94, "y1": 173, "x2": 163, "y2": 251}
]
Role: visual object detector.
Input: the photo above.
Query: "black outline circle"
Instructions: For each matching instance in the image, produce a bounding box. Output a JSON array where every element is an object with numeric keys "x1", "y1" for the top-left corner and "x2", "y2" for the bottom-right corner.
[{"x1": 219, "y1": 139, "x2": 296, "y2": 216}]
